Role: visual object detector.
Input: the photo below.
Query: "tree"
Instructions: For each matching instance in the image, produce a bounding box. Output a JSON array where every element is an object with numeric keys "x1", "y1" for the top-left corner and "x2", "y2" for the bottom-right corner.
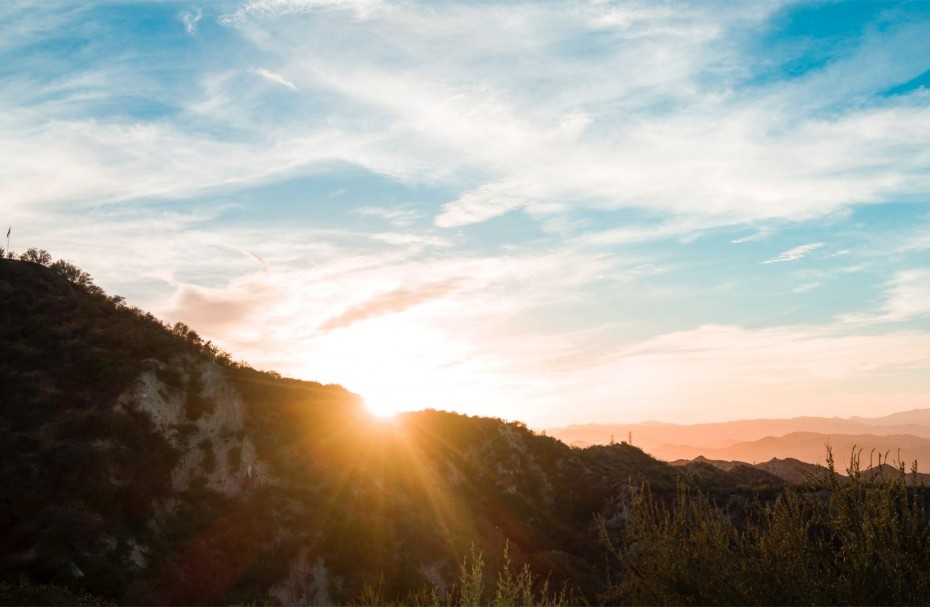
[
  {"x1": 49, "y1": 259, "x2": 94, "y2": 287},
  {"x1": 20, "y1": 248, "x2": 52, "y2": 265}
]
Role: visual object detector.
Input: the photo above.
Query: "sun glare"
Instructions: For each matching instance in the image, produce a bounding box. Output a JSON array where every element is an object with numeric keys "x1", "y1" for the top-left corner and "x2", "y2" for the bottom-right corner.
[
  {"x1": 364, "y1": 398, "x2": 399, "y2": 418},
  {"x1": 311, "y1": 318, "x2": 464, "y2": 419},
  {"x1": 300, "y1": 316, "x2": 522, "y2": 424}
]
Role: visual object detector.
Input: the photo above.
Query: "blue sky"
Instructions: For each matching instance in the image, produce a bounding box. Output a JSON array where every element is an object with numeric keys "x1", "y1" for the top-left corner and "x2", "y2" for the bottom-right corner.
[{"x1": 4, "y1": 0, "x2": 930, "y2": 426}]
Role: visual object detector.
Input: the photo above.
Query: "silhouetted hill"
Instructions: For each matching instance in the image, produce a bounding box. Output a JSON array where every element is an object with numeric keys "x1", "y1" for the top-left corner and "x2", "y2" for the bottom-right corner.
[
  {"x1": 1, "y1": 255, "x2": 788, "y2": 605},
  {"x1": 667, "y1": 456, "x2": 785, "y2": 492},
  {"x1": 753, "y1": 457, "x2": 835, "y2": 485}
]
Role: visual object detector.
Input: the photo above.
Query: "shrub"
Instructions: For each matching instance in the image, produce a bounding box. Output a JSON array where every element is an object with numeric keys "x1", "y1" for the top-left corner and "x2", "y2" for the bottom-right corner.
[
  {"x1": 599, "y1": 449, "x2": 930, "y2": 606},
  {"x1": 355, "y1": 543, "x2": 569, "y2": 607}
]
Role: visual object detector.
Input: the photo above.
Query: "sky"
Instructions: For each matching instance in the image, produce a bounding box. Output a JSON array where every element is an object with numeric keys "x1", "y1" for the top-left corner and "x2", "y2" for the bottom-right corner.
[{"x1": 3, "y1": 0, "x2": 930, "y2": 427}]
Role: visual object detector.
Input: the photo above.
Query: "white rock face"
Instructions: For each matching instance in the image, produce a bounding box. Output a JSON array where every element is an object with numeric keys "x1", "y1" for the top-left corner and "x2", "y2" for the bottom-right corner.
[
  {"x1": 127, "y1": 364, "x2": 185, "y2": 429},
  {"x1": 116, "y1": 358, "x2": 333, "y2": 601},
  {"x1": 119, "y1": 358, "x2": 267, "y2": 497}
]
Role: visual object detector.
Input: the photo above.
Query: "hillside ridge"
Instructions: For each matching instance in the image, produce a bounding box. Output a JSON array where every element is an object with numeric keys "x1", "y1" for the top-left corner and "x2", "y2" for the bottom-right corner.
[{"x1": 2, "y1": 254, "x2": 795, "y2": 605}]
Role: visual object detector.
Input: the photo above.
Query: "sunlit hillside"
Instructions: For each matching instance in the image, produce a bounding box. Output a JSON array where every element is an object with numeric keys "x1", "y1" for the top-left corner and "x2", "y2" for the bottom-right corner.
[
  {"x1": 5, "y1": 251, "x2": 930, "y2": 606},
  {"x1": 0, "y1": 253, "x2": 755, "y2": 604}
]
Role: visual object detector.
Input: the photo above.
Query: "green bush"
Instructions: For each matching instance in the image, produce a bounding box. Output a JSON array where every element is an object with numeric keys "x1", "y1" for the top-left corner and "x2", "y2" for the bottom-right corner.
[{"x1": 599, "y1": 449, "x2": 930, "y2": 606}]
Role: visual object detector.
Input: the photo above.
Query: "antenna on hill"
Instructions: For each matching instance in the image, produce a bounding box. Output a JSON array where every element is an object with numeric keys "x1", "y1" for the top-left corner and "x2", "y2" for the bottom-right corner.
[{"x1": 5, "y1": 226, "x2": 9, "y2": 256}]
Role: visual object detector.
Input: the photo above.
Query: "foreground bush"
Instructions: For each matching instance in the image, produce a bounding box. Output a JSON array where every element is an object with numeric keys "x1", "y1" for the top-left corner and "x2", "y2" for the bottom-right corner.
[
  {"x1": 355, "y1": 543, "x2": 571, "y2": 607},
  {"x1": 600, "y1": 450, "x2": 930, "y2": 606}
]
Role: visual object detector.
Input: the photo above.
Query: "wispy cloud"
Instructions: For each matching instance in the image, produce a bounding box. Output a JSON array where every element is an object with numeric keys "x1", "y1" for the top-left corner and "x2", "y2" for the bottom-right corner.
[
  {"x1": 179, "y1": 9, "x2": 202, "y2": 35},
  {"x1": 245, "y1": 250, "x2": 269, "y2": 272},
  {"x1": 792, "y1": 282, "x2": 821, "y2": 294},
  {"x1": 731, "y1": 227, "x2": 775, "y2": 244},
  {"x1": 7, "y1": 2, "x2": 930, "y2": 229},
  {"x1": 879, "y1": 269, "x2": 930, "y2": 321},
  {"x1": 435, "y1": 181, "x2": 533, "y2": 228},
  {"x1": 763, "y1": 243, "x2": 825, "y2": 264},
  {"x1": 240, "y1": 3, "x2": 930, "y2": 230},
  {"x1": 250, "y1": 67, "x2": 299, "y2": 91},
  {"x1": 843, "y1": 269, "x2": 930, "y2": 325},
  {"x1": 576, "y1": 217, "x2": 724, "y2": 247},
  {"x1": 168, "y1": 281, "x2": 274, "y2": 332},
  {"x1": 320, "y1": 280, "x2": 461, "y2": 330},
  {"x1": 370, "y1": 232, "x2": 450, "y2": 249},
  {"x1": 222, "y1": 0, "x2": 386, "y2": 24},
  {"x1": 353, "y1": 206, "x2": 422, "y2": 227}
]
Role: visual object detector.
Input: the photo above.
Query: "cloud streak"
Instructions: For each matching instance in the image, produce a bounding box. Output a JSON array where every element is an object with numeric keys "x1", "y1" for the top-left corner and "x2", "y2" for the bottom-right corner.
[
  {"x1": 435, "y1": 181, "x2": 533, "y2": 228},
  {"x1": 222, "y1": 0, "x2": 386, "y2": 24},
  {"x1": 319, "y1": 280, "x2": 461, "y2": 330},
  {"x1": 842, "y1": 269, "x2": 930, "y2": 325},
  {"x1": 880, "y1": 269, "x2": 930, "y2": 321},
  {"x1": 250, "y1": 67, "x2": 300, "y2": 91},
  {"x1": 763, "y1": 243, "x2": 825, "y2": 264}
]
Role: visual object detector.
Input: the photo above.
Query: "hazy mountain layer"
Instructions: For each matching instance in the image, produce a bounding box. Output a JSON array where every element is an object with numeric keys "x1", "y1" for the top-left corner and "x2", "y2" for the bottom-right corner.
[
  {"x1": 652, "y1": 431, "x2": 930, "y2": 469},
  {"x1": 549, "y1": 412, "x2": 930, "y2": 465}
]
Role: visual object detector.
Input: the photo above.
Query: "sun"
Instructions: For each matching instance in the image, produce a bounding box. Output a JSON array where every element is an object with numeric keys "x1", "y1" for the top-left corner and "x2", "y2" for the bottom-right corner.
[
  {"x1": 310, "y1": 318, "x2": 459, "y2": 419},
  {"x1": 364, "y1": 397, "x2": 400, "y2": 418},
  {"x1": 358, "y1": 375, "x2": 431, "y2": 419},
  {"x1": 298, "y1": 316, "x2": 498, "y2": 422}
]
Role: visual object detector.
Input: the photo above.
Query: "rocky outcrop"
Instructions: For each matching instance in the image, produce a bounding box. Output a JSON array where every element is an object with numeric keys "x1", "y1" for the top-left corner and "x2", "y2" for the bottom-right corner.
[{"x1": 119, "y1": 359, "x2": 267, "y2": 496}]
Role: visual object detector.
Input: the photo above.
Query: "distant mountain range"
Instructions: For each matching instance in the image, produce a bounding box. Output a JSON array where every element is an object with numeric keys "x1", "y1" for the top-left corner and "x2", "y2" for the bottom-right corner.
[{"x1": 548, "y1": 411, "x2": 930, "y2": 469}]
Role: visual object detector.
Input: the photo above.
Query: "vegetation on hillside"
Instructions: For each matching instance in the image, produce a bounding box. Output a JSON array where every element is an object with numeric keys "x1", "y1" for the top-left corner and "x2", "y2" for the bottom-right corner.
[
  {"x1": 600, "y1": 450, "x2": 930, "y2": 606},
  {"x1": 3, "y1": 250, "x2": 930, "y2": 606}
]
